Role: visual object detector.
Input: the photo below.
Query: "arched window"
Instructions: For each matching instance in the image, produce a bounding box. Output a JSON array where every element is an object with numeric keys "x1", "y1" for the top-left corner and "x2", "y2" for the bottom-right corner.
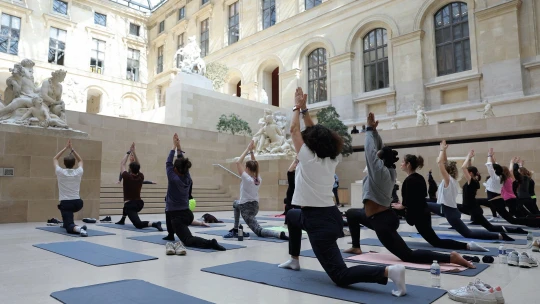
[
  {"x1": 435, "y1": 2, "x2": 470, "y2": 76},
  {"x1": 363, "y1": 28, "x2": 389, "y2": 92},
  {"x1": 307, "y1": 48, "x2": 327, "y2": 104}
]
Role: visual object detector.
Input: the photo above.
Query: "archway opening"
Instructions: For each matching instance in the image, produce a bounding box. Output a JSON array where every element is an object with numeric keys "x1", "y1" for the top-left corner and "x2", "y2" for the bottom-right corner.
[
  {"x1": 86, "y1": 89, "x2": 102, "y2": 114},
  {"x1": 272, "y1": 67, "x2": 279, "y2": 107},
  {"x1": 260, "y1": 64, "x2": 279, "y2": 106}
]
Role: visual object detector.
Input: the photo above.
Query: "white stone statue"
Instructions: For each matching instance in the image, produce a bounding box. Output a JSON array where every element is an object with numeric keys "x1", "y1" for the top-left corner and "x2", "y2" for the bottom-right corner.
[
  {"x1": 390, "y1": 118, "x2": 398, "y2": 129},
  {"x1": 414, "y1": 104, "x2": 429, "y2": 126},
  {"x1": 252, "y1": 110, "x2": 295, "y2": 156},
  {"x1": 173, "y1": 36, "x2": 206, "y2": 75},
  {"x1": 480, "y1": 102, "x2": 495, "y2": 119},
  {"x1": 260, "y1": 89, "x2": 269, "y2": 104}
]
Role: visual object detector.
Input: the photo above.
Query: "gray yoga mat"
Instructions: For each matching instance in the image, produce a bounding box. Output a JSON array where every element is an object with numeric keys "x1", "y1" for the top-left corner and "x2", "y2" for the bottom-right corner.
[
  {"x1": 36, "y1": 226, "x2": 115, "y2": 237},
  {"x1": 398, "y1": 231, "x2": 527, "y2": 245},
  {"x1": 354, "y1": 238, "x2": 508, "y2": 257},
  {"x1": 127, "y1": 235, "x2": 246, "y2": 252},
  {"x1": 158, "y1": 222, "x2": 226, "y2": 228},
  {"x1": 217, "y1": 219, "x2": 267, "y2": 224},
  {"x1": 96, "y1": 223, "x2": 163, "y2": 233},
  {"x1": 33, "y1": 241, "x2": 158, "y2": 267},
  {"x1": 195, "y1": 229, "x2": 294, "y2": 243},
  {"x1": 202, "y1": 260, "x2": 447, "y2": 304},
  {"x1": 299, "y1": 249, "x2": 489, "y2": 277},
  {"x1": 432, "y1": 226, "x2": 540, "y2": 237},
  {"x1": 51, "y1": 279, "x2": 213, "y2": 304},
  {"x1": 440, "y1": 221, "x2": 540, "y2": 231}
]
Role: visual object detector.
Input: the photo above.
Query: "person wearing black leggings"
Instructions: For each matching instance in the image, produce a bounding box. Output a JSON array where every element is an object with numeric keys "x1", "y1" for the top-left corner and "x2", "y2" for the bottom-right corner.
[
  {"x1": 344, "y1": 113, "x2": 475, "y2": 269},
  {"x1": 391, "y1": 154, "x2": 489, "y2": 251},
  {"x1": 282, "y1": 158, "x2": 300, "y2": 224},
  {"x1": 427, "y1": 142, "x2": 513, "y2": 242},
  {"x1": 513, "y1": 161, "x2": 540, "y2": 215},
  {"x1": 459, "y1": 150, "x2": 526, "y2": 234}
]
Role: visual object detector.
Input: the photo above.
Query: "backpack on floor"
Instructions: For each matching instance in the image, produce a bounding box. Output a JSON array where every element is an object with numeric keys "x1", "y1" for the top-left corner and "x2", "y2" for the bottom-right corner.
[{"x1": 202, "y1": 213, "x2": 222, "y2": 223}]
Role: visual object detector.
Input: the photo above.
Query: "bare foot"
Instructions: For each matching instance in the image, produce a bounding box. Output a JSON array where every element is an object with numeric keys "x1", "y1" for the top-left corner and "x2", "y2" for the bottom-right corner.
[
  {"x1": 343, "y1": 247, "x2": 363, "y2": 254},
  {"x1": 202, "y1": 222, "x2": 210, "y2": 227},
  {"x1": 450, "y1": 251, "x2": 475, "y2": 268}
]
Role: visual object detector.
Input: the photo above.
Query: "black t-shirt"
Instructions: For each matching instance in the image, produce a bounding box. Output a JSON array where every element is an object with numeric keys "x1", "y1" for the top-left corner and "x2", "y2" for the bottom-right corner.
[
  {"x1": 462, "y1": 179, "x2": 480, "y2": 207},
  {"x1": 401, "y1": 173, "x2": 428, "y2": 225}
]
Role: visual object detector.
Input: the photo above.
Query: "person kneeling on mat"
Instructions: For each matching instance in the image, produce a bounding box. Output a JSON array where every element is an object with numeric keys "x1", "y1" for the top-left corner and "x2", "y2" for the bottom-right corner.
[
  {"x1": 279, "y1": 88, "x2": 407, "y2": 297},
  {"x1": 164, "y1": 133, "x2": 226, "y2": 255},
  {"x1": 54, "y1": 139, "x2": 87, "y2": 237},
  {"x1": 116, "y1": 143, "x2": 163, "y2": 231}
]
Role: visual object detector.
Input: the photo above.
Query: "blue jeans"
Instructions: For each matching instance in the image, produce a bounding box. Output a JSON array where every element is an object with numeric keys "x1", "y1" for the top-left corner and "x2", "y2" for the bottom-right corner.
[{"x1": 427, "y1": 202, "x2": 499, "y2": 240}]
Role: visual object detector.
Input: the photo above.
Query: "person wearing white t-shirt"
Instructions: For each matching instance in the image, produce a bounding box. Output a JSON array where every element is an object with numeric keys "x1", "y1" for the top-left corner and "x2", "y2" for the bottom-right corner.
[
  {"x1": 278, "y1": 87, "x2": 407, "y2": 297},
  {"x1": 426, "y1": 141, "x2": 513, "y2": 241},
  {"x1": 53, "y1": 139, "x2": 87, "y2": 237},
  {"x1": 223, "y1": 140, "x2": 288, "y2": 240}
]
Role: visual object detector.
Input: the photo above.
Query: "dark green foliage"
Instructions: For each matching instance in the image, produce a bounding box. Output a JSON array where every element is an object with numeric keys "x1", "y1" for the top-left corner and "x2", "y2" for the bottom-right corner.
[
  {"x1": 316, "y1": 106, "x2": 353, "y2": 156},
  {"x1": 216, "y1": 113, "x2": 252, "y2": 136}
]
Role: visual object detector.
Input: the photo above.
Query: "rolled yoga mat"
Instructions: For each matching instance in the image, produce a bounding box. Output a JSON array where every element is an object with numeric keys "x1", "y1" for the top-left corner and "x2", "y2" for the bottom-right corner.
[
  {"x1": 36, "y1": 226, "x2": 115, "y2": 237},
  {"x1": 33, "y1": 241, "x2": 158, "y2": 267},
  {"x1": 202, "y1": 260, "x2": 447, "y2": 304},
  {"x1": 127, "y1": 235, "x2": 246, "y2": 252},
  {"x1": 398, "y1": 231, "x2": 528, "y2": 245},
  {"x1": 51, "y1": 279, "x2": 213, "y2": 304},
  {"x1": 349, "y1": 238, "x2": 508, "y2": 257},
  {"x1": 431, "y1": 226, "x2": 540, "y2": 237},
  {"x1": 195, "y1": 229, "x2": 298, "y2": 243},
  {"x1": 96, "y1": 223, "x2": 163, "y2": 233},
  {"x1": 299, "y1": 249, "x2": 489, "y2": 277}
]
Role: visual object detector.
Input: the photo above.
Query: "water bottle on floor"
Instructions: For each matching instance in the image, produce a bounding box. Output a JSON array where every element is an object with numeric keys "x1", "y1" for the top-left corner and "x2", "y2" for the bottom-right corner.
[
  {"x1": 238, "y1": 225, "x2": 244, "y2": 241},
  {"x1": 430, "y1": 260, "x2": 441, "y2": 288},
  {"x1": 527, "y1": 232, "x2": 534, "y2": 245},
  {"x1": 499, "y1": 245, "x2": 507, "y2": 264}
]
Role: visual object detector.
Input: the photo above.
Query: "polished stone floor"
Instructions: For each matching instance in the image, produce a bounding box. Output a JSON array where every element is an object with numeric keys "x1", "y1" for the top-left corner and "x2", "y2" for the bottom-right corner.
[{"x1": 0, "y1": 210, "x2": 536, "y2": 304}]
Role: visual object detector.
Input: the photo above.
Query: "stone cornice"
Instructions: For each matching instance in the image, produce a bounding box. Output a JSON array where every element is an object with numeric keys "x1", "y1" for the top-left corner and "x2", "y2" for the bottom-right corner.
[
  {"x1": 170, "y1": 18, "x2": 188, "y2": 35},
  {"x1": 0, "y1": 1, "x2": 32, "y2": 21},
  {"x1": 329, "y1": 52, "x2": 355, "y2": 65},
  {"x1": 122, "y1": 36, "x2": 147, "y2": 48},
  {"x1": 425, "y1": 72, "x2": 482, "y2": 89},
  {"x1": 353, "y1": 89, "x2": 396, "y2": 104},
  {"x1": 391, "y1": 30, "x2": 424, "y2": 47},
  {"x1": 193, "y1": 3, "x2": 213, "y2": 22},
  {"x1": 150, "y1": 32, "x2": 167, "y2": 47},
  {"x1": 85, "y1": 25, "x2": 115, "y2": 40},
  {"x1": 279, "y1": 68, "x2": 301, "y2": 78},
  {"x1": 475, "y1": 0, "x2": 522, "y2": 22},
  {"x1": 42, "y1": 13, "x2": 76, "y2": 29},
  {"x1": 77, "y1": 0, "x2": 148, "y2": 22},
  {"x1": 524, "y1": 60, "x2": 540, "y2": 70}
]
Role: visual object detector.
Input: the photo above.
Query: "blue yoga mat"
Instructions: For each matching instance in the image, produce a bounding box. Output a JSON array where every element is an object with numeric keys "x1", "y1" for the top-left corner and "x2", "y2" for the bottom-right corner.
[
  {"x1": 51, "y1": 279, "x2": 213, "y2": 304},
  {"x1": 432, "y1": 226, "x2": 539, "y2": 237},
  {"x1": 398, "y1": 231, "x2": 527, "y2": 245},
  {"x1": 158, "y1": 221, "x2": 226, "y2": 228},
  {"x1": 299, "y1": 249, "x2": 489, "y2": 277},
  {"x1": 196, "y1": 229, "x2": 296, "y2": 243},
  {"x1": 33, "y1": 241, "x2": 158, "y2": 266},
  {"x1": 127, "y1": 235, "x2": 246, "y2": 252},
  {"x1": 36, "y1": 226, "x2": 115, "y2": 237},
  {"x1": 96, "y1": 223, "x2": 163, "y2": 233},
  {"x1": 202, "y1": 260, "x2": 446, "y2": 304},
  {"x1": 354, "y1": 238, "x2": 507, "y2": 257}
]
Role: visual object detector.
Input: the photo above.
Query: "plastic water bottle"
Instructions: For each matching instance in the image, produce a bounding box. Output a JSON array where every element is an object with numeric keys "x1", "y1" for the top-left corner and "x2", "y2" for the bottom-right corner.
[
  {"x1": 430, "y1": 260, "x2": 441, "y2": 288},
  {"x1": 527, "y1": 232, "x2": 534, "y2": 243},
  {"x1": 238, "y1": 225, "x2": 244, "y2": 241},
  {"x1": 498, "y1": 245, "x2": 507, "y2": 264}
]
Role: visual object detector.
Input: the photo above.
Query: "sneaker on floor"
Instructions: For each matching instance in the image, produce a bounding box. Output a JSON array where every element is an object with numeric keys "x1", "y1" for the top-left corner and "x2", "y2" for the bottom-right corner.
[
  {"x1": 223, "y1": 229, "x2": 250, "y2": 239},
  {"x1": 474, "y1": 279, "x2": 504, "y2": 304},
  {"x1": 518, "y1": 252, "x2": 538, "y2": 268},
  {"x1": 448, "y1": 283, "x2": 497, "y2": 304},
  {"x1": 174, "y1": 242, "x2": 187, "y2": 256},
  {"x1": 100, "y1": 216, "x2": 112, "y2": 223},
  {"x1": 532, "y1": 239, "x2": 540, "y2": 252},
  {"x1": 46, "y1": 218, "x2": 63, "y2": 226},
  {"x1": 82, "y1": 218, "x2": 96, "y2": 223},
  {"x1": 165, "y1": 242, "x2": 176, "y2": 255},
  {"x1": 507, "y1": 251, "x2": 519, "y2": 266},
  {"x1": 79, "y1": 228, "x2": 88, "y2": 237}
]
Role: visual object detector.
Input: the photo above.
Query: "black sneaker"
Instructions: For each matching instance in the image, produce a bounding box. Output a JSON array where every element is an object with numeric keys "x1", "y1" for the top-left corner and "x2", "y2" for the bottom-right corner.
[
  {"x1": 47, "y1": 218, "x2": 63, "y2": 226},
  {"x1": 153, "y1": 221, "x2": 164, "y2": 232},
  {"x1": 82, "y1": 218, "x2": 96, "y2": 223},
  {"x1": 100, "y1": 216, "x2": 112, "y2": 223}
]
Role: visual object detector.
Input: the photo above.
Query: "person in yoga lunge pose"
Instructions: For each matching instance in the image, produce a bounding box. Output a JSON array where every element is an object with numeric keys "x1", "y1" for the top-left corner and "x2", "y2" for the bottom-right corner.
[
  {"x1": 458, "y1": 150, "x2": 526, "y2": 234},
  {"x1": 426, "y1": 141, "x2": 513, "y2": 241},
  {"x1": 279, "y1": 89, "x2": 407, "y2": 297},
  {"x1": 53, "y1": 139, "x2": 87, "y2": 236},
  {"x1": 344, "y1": 113, "x2": 475, "y2": 271},
  {"x1": 391, "y1": 154, "x2": 490, "y2": 251},
  {"x1": 116, "y1": 152, "x2": 156, "y2": 184},
  {"x1": 282, "y1": 158, "x2": 300, "y2": 225},
  {"x1": 115, "y1": 143, "x2": 163, "y2": 231},
  {"x1": 223, "y1": 140, "x2": 289, "y2": 240},
  {"x1": 513, "y1": 160, "x2": 539, "y2": 215},
  {"x1": 163, "y1": 134, "x2": 226, "y2": 254}
]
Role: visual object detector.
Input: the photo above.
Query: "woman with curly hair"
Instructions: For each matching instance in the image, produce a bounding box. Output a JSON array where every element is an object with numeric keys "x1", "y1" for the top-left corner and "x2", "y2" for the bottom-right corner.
[{"x1": 427, "y1": 141, "x2": 513, "y2": 241}]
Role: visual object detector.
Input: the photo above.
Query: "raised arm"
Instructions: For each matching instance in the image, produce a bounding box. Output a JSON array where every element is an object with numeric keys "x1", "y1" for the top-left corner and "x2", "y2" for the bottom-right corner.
[
  {"x1": 71, "y1": 144, "x2": 83, "y2": 168},
  {"x1": 461, "y1": 149, "x2": 474, "y2": 184},
  {"x1": 287, "y1": 158, "x2": 298, "y2": 172},
  {"x1": 437, "y1": 140, "x2": 450, "y2": 187},
  {"x1": 236, "y1": 140, "x2": 255, "y2": 176},
  {"x1": 290, "y1": 87, "x2": 307, "y2": 153},
  {"x1": 364, "y1": 112, "x2": 390, "y2": 184},
  {"x1": 167, "y1": 133, "x2": 181, "y2": 178},
  {"x1": 509, "y1": 157, "x2": 517, "y2": 180},
  {"x1": 131, "y1": 143, "x2": 140, "y2": 165},
  {"x1": 486, "y1": 147, "x2": 497, "y2": 178},
  {"x1": 120, "y1": 143, "x2": 134, "y2": 173},
  {"x1": 53, "y1": 139, "x2": 70, "y2": 168}
]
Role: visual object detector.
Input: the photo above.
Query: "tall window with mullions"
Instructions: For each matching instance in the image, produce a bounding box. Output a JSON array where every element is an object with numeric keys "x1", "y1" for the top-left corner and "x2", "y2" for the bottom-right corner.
[
  {"x1": 0, "y1": 14, "x2": 21, "y2": 55},
  {"x1": 363, "y1": 28, "x2": 389, "y2": 92},
  {"x1": 228, "y1": 2, "x2": 239, "y2": 45},
  {"x1": 262, "y1": 0, "x2": 276, "y2": 29},
  {"x1": 200, "y1": 19, "x2": 209, "y2": 57},
  {"x1": 307, "y1": 48, "x2": 327, "y2": 104},
  {"x1": 435, "y1": 2, "x2": 470, "y2": 76},
  {"x1": 48, "y1": 27, "x2": 66, "y2": 65},
  {"x1": 90, "y1": 38, "x2": 105, "y2": 74}
]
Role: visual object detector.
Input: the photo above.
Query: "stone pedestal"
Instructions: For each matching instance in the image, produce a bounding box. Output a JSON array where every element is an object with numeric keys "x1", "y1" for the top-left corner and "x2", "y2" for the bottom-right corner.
[{"x1": 350, "y1": 180, "x2": 364, "y2": 209}]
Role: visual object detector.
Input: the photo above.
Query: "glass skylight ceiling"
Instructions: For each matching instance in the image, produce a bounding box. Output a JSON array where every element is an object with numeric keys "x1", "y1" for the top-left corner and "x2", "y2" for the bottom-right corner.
[{"x1": 108, "y1": 0, "x2": 168, "y2": 12}]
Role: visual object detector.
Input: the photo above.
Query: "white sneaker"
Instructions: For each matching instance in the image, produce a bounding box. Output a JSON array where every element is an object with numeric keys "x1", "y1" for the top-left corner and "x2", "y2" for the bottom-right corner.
[
  {"x1": 165, "y1": 242, "x2": 175, "y2": 255},
  {"x1": 474, "y1": 279, "x2": 504, "y2": 304},
  {"x1": 507, "y1": 251, "x2": 519, "y2": 266},
  {"x1": 448, "y1": 283, "x2": 498, "y2": 304},
  {"x1": 532, "y1": 239, "x2": 540, "y2": 252},
  {"x1": 174, "y1": 241, "x2": 187, "y2": 256},
  {"x1": 343, "y1": 229, "x2": 351, "y2": 236},
  {"x1": 79, "y1": 228, "x2": 88, "y2": 237},
  {"x1": 518, "y1": 252, "x2": 538, "y2": 268}
]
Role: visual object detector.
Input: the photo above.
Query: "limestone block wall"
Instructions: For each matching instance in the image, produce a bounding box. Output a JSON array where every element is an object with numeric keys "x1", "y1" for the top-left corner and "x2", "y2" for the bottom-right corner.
[{"x1": 0, "y1": 131, "x2": 102, "y2": 223}]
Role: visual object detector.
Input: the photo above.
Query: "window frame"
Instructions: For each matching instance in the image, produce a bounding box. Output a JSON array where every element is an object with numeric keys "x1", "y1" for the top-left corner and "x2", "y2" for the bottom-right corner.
[
  {"x1": 94, "y1": 12, "x2": 107, "y2": 27},
  {"x1": 0, "y1": 13, "x2": 21, "y2": 55},
  {"x1": 262, "y1": 0, "x2": 276, "y2": 30},
  {"x1": 158, "y1": 20, "x2": 165, "y2": 34},
  {"x1": 200, "y1": 18, "x2": 209, "y2": 57},
  {"x1": 306, "y1": 48, "x2": 328, "y2": 104},
  {"x1": 126, "y1": 48, "x2": 140, "y2": 82},
  {"x1": 48, "y1": 27, "x2": 67, "y2": 65},
  {"x1": 228, "y1": 1, "x2": 240, "y2": 45},
  {"x1": 363, "y1": 28, "x2": 389, "y2": 92},
  {"x1": 305, "y1": 0, "x2": 322, "y2": 10},
  {"x1": 90, "y1": 38, "x2": 105, "y2": 74},
  {"x1": 129, "y1": 23, "x2": 140, "y2": 36},
  {"x1": 176, "y1": 33, "x2": 184, "y2": 68},
  {"x1": 156, "y1": 45, "x2": 164, "y2": 74},
  {"x1": 52, "y1": 0, "x2": 68, "y2": 15},
  {"x1": 202, "y1": 0, "x2": 209, "y2": 5},
  {"x1": 178, "y1": 6, "x2": 185, "y2": 20}
]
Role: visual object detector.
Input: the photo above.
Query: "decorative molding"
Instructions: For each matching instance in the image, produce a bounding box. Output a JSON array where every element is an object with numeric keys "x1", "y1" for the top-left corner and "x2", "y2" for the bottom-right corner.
[
  {"x1": 122, "y1": 36, "x2": 147, "y2": 48},
  {"x1": 0, "y1": 1, "x2": 32, "y2": 22},
  {"x1": 150, "y1": 32, "x2": 167, "y2": 47},
  {"x1": 171, "y1": 18, "x2": 188, "y2": 35},
  {"x1": 425, "y1": 72, "x2": 482, "y2": 89},
  {"x1": 194, "y1": 3, "x2": 213, "y2": 22},
  {"x1": 78, "y1": 0, "x2": 148, "y2": 22},
  {"x1": 391, "y1": 30, "x2": 424, "y2": 47},
  {"x1": 524, "y1": 60, "x2": 540, "y2": 70},
  {"x1": 353, "y1": 89, "x2": 396, "y2": 104},
  {"x1": 42, "y1": 13, "x2": 76, "y2": 29},
  {"x1": 279, "y1": 68, "x2": 301, "y2": 78},
  {"x1": 85, "y1": 25, "x2": 115, "y2": 40},
  {"x1": 475, "y1": 0, "x2": 522, "y2": 22},
  {"x1": 308, "y1": 100, "x2": 331, "y2": 111},
  {"x1": 329, "y1": 52, "x2": 355, "y2": 65}
]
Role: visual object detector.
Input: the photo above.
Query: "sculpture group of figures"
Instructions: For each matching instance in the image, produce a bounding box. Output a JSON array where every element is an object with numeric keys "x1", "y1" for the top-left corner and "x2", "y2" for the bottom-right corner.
[
  {"x1": 0, "y1": 59, "x2": 69, "y2": 129},
  {"x1": 252, "y1": 109, "x2": 295, "y2": 156},
  {"x1": 174, "y1": 36, "x2": 207, "y2": 75}
]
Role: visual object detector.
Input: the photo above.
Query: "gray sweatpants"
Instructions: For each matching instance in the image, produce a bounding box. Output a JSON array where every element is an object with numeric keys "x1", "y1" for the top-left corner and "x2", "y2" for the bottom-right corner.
[{"x1": 233, "y1": 200, "x2": 280, "y2": 238}]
